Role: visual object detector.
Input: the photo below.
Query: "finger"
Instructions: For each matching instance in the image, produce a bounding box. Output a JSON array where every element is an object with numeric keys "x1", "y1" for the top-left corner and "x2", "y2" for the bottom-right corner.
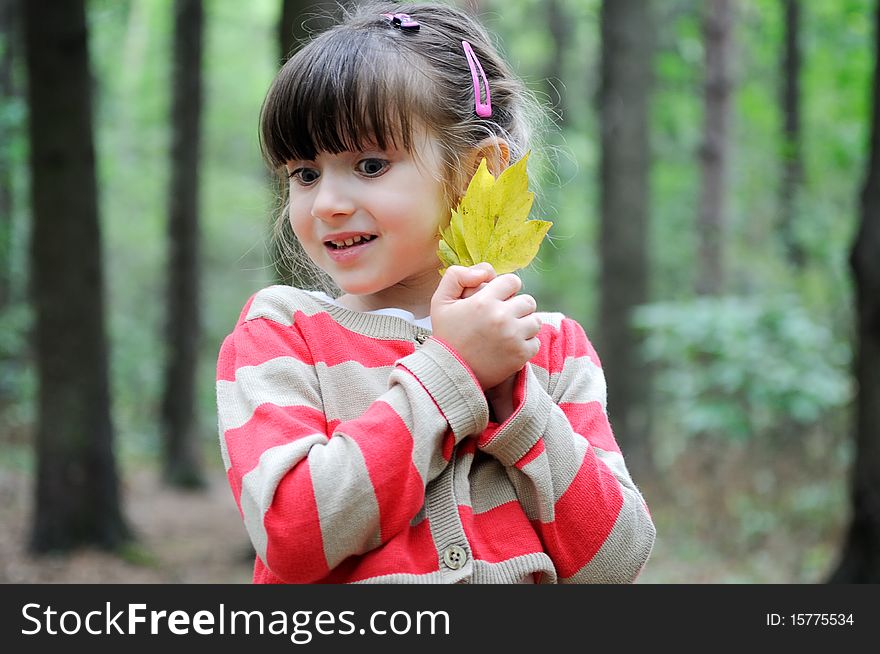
[
  {"x1": 462, "y1": 262, "x2": 496, "y2": 288},
  {"x1": 436, "y1": 265, "x2": 494, "y2": 301},
  {"x1": 461, "y1": 281, "x2": 490, "y2": 299},
  {"x1": 507, "y1": 293, "x2": 537, "y2": 318},
  {"x1": 475, "y1": 273, "x2": 522, "y2": 301},
  {"x1": 518, "y1": 315, "x2": 542, "y2": 340},
  {"x1": 524, "y1": 335, "x2": 541, "y2": 359},
  {"x1": 472, "y1": 262, "x2": 496, "y2": 276}
]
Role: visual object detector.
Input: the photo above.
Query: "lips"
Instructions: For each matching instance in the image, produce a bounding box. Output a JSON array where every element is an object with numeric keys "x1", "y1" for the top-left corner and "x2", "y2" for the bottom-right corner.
[{"x1": 322, "y1": 232, "x2": 379, "y2": 263}]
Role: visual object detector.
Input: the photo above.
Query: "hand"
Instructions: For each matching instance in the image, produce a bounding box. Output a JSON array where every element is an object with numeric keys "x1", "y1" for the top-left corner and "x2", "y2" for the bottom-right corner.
[{"x1": 431, "y1": 263, "x2": 541, "y2": 390}]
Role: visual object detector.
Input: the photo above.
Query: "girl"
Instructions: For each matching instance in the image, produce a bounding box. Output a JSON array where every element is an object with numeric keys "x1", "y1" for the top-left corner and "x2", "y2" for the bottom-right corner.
[{"x1": 217, "y1": 1, "x2": 655, "y2": 584}]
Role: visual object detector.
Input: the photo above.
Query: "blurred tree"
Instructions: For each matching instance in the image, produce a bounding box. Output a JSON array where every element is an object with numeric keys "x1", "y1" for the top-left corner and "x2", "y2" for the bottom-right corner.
[
  {"x1": 272, "y1": 0, "x2": 338, "y2": 288},
  {"x1": 696, "y1": 0, "x2": 734, "y2": 295},
  {"x1": 162, "y1": 0, "x2": 205, "y2": 488},
  {"x1": 279, "y1": 0, "x2": 337, "y2": 62},
  {"x1": 598, "y1": 0, "x2": 654, "y2": 476},
  {"x1": 543, "y1": 0, "x2": 571, "y2": 126},
  {"x1": 778, "y1": 0, "x2": 805, "y2": 269},
  {"x1": 0, "y1": 0, "x2": 17, "y2": 310},
  {"x1": 829, "y1": 0, "x2": 880, "y2": 584},
  {"x1": 23, "y1": 0, "x2": 129, "y2": 551}
]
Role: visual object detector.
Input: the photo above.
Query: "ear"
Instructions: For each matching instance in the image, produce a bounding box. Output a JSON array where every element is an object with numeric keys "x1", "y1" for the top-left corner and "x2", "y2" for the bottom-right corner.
[{"x1": 464, "y1": 137, "x2": 511, "y2": 179}]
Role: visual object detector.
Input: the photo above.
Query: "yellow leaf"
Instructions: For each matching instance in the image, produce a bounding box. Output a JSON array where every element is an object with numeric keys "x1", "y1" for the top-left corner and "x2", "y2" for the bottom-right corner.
[{"x1": 437, "y1": 151, "x2": 552, "y2": 275}]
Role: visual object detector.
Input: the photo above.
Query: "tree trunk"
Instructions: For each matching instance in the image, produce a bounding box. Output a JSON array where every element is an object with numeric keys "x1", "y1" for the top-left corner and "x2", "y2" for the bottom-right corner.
[
  {"x1": 828, "y1": 0, "x2": 880, "y2": 583},
  {"x1": 161, "y1": 0, "x2": 204, "y2": 488},
  {"x1": 543, "y1": 0, "x2": 571, "y2": 126},
  {"x1": 273, "y1": 0, "x2": 338, "y2": 288},
  {"x1": 779, "y1": 0, "x2": 805, "y2": 268},
  {"x1": 279, "y1": 0, "x2": 336, "y2": 62},
  {"x1": 23, "y1": 0, "x2": 129, "y2": 552},
  {"x1": 696, "y1": 0, "x2": 734, "y2": 295},
  {"x1": 598, "y1": 0, "x2": 654, "y2": 476}
]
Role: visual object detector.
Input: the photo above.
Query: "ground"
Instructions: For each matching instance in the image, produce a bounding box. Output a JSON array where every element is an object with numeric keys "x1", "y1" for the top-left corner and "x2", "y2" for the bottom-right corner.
[{"x1": 0, "y1": 465, "x2": 253, "y2": 584}]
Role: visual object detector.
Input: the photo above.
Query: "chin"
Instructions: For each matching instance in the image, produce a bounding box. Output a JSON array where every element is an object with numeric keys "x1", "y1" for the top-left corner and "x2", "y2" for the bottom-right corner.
[{"x1": 335, "y1": 278, "x2": 385, "y2": 296}]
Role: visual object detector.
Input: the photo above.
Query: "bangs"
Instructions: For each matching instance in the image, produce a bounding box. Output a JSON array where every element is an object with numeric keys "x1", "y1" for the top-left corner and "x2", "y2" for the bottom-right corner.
[{"x1": 260, "y1": 30, "x2": 430, "y2": 167}]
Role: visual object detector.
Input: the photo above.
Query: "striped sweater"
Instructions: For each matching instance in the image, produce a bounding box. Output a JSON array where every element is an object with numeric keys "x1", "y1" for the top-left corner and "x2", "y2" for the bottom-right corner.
[{"x1": 216, "y1": 285, "x2": 655, "y2": 583}]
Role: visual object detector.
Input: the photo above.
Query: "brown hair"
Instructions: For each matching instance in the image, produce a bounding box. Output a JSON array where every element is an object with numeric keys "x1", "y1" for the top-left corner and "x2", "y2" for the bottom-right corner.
[{"x1": 260, "y1": 1, "x2": 543, "y2": 290}]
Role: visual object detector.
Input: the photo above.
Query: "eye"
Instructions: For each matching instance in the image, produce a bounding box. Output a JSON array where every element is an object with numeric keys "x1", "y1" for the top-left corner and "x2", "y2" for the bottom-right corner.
[
  {"x1": 289, "y1": 167, "x2": 320, "y2": 186},
  {"x1": 356, "y1": 158, "x2": 389, "y2": 177}
]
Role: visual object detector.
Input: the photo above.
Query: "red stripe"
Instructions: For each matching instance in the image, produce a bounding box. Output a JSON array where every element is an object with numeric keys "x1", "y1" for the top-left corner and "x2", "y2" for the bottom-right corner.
[
  {"x1": 559, "y1": 402, "x2": 620, "y2": 454},
  {"x1": 460, "y1": 503, "x2": 543, "y2": 564},
  {"x1": 457, "y1": 438, "x2": 477, "y2": 456},
  {"x1": 263, "y1": 460, "x2": 330, "y2": 582},
  {"x1": 515, "y1": 439, "x2": 545, "y2": 469},
  {"x1": 533, "y1": 318, "x2": 602, "y2": 376},
  {"x1": 441, "y1": 429, "x2": 456, "y2": 461},
  {"x1": 226, "y1": 467, "x2": 243, "y2": 517},
  {"x1": 217, "y1": 318, "x2": 314, "y2": 379},
  {"x1": 296, "y1": 311, "x2": 415, "y2": 368},
  {"x1": 534, "y1": 454, "x2": 623, "y2": 578},
  {"x1": 223, "y1": 404, "x2": 328, "y2": 476},
  {"x1": 318, "y1": 520, "x2": 439, "y2": 582},
  {"x1": 216, "y1": 334, "x2": 238, "y2": 382},
  {"x1": 337, "y1": 401, "x2": 425, "y2": 541},
  {"x1": 253, "y1": 557, "x2": 283, "y2": 583},
  {"x1": 218, "y1": 310, "x2": 417, "y2": 380}
]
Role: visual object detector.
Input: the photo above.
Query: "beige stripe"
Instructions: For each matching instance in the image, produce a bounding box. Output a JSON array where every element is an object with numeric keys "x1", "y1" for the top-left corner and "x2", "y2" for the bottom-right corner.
[
  {"x1": 532, "y1": 406, "x2": 591, "y2": 501},
  {"x1": 452, "y1": 449, "x2": 474, "y2": 509},
  {"x1": 217, "y1": 356, "x2": 322, "y2": 431},
  {"x1": 310, "y1": 430, "x2": 382, "y2": 568},
  {"x1": 245, "y1": 285, "x2": 435, "y2": 342},
  {"x1": 547, "y1": 356, "x2": 606, "y2": 408},
  {"x1": 529, "y1": 364, "x2": 550, "y2": 391},
  {"x1": 383, "y1": 373, "x2": 454, "y2": 484},
  {"x1": 315, "y1": 360, "x2": 393, "y2": 423},
  {"x1": 245, "y1": 284, "x2": 342, "y2": 325},
  {"x1": 218, "y1": 423, "x2": 231, "y2": 472},
  {"x1": 239, "y1": 435, "x2": 328, "y2": 565},
  {"x1": 505, "y1": 452, "x2": 554, "y2": 522},
  {"x1": 469, "y1": 455, "x2": 520, "y2": 514},
  {"x1": 536, "y1": 311, "x2": 565, "y2": 330}
]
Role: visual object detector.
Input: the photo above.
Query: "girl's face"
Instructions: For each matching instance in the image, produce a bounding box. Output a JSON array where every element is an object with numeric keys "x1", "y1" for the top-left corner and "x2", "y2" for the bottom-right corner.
[{"x1": 286, "y1": 128, "x2": 448, "y2": 315}]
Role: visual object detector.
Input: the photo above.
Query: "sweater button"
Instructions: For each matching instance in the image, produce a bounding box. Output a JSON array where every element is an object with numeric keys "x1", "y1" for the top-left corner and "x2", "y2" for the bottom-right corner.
[
  {"x1": 415, "y1": 333, "x2": 428, "y2": 344},
  {"x1": 443, "y1": 545, "x2": 467, "y2": 570}
]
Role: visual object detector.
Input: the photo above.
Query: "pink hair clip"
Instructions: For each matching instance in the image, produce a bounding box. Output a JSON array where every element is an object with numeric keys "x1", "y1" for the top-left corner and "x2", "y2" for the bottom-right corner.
[
  {"x1": 462, "y1": 40, "x2": 492, "y2": 118},
  {"x1": 381, "y1": 12, "x2": 420, "y2": 31}
]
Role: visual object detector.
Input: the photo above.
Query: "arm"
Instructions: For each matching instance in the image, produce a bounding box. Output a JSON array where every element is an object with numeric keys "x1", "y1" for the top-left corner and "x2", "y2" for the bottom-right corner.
[
  {"x1": 217, "y1": 314, "x2": 488, "y2": 583},
  {"x1": 476, "y1": 316, "x2": 656, "y2": 583}
]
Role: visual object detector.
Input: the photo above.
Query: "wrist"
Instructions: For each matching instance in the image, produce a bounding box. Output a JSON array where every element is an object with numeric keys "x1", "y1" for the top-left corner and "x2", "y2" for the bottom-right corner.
[{"x1": 485, "y1": 375, "x2": 516, "y2": 423}]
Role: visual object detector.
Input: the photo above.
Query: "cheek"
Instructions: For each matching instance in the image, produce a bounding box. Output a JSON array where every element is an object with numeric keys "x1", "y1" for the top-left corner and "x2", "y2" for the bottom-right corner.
[{"x1": 287, "y1": 199, "x2": 310, "y2": 237}]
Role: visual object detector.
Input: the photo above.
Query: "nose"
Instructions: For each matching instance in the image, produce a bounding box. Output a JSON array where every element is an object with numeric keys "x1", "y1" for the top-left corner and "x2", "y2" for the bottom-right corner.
[{"x1": 310, "y1": 171, "x2": 355, "y2": 222}]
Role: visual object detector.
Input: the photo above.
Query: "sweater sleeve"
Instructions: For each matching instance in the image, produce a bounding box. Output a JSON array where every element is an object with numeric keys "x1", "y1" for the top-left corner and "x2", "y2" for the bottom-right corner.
[
  {"x1": 217, "y1": 313, "x2": 488, "y2": 584},
  {"x1": 475, "y1": 316, "x2": 656, "y2": 583}
]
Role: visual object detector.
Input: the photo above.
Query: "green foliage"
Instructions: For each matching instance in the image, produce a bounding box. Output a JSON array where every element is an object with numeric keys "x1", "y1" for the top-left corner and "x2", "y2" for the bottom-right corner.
[
  {"x1": 634, "y1": 295, "x2": 852, "y2": 450},
  {"x1": 0, "y1": 302, "x2": 34, "y2": 435}
]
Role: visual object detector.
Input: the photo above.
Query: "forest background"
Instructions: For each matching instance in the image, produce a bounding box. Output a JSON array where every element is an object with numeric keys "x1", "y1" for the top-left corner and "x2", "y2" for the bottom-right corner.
[{"x1": 0, "y1": 0, "x2": 876, "y2": 583}]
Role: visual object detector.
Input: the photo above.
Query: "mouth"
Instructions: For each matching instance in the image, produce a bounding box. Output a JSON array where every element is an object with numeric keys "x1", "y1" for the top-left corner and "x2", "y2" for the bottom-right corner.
[{"x1": 324, "y1": 234, "x2": 378, "y2": 250}]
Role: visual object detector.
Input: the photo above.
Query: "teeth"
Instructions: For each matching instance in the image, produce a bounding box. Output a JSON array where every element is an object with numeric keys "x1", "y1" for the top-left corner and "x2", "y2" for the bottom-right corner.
[{"x1": 329, "y1": 235, "x2": 373, "y2": 248}]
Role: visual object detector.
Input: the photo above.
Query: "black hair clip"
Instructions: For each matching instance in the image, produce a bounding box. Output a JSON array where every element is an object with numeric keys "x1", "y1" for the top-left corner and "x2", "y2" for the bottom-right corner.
[{"x1": 382, "y1": 12, "x2": 420, "y2": 31}]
